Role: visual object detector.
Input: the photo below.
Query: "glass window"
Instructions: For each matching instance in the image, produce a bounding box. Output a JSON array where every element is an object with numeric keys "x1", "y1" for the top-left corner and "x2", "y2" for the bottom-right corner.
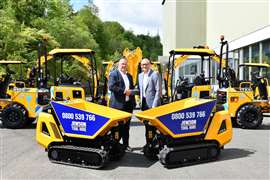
[
  {"x1": 243, "y1": 46, "x2": 249, "y2": 63},
  {"x1": 242, "y1": 66, "x2": 249, "y2": 81},
  {"x1": 211, "y1": 61, "x2": 218, "y2": 84},
  {"x1": 251, "y1": 43, "x2": 259, "y2": 63},
  {"x1": 262, "y1": 39, "x2": 270, "y2": 64},
  {"x1": 243, "y1": 47, "x2": 250, "y2": 80},
  {"x1": 233, "y1": 50, "x2": 239, "y2": 75}
]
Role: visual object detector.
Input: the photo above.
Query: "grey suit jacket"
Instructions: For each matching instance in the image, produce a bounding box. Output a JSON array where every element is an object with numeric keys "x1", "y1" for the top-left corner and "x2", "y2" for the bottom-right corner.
[{"x1": 138, "y1": 69, "x2": 162, "y2": 108}]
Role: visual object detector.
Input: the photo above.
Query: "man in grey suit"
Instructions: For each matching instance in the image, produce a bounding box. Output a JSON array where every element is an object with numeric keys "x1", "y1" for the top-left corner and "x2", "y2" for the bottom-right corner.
[
  {"x1": 138, "y1": 58, "x2": 162, "y2": 110},
  {"x1": 138, "y1": 58, "x2": 162, "y2": 144}
]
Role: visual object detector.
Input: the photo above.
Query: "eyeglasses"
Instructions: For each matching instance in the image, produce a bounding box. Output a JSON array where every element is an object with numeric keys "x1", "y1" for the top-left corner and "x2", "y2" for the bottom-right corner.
[{"x1": 141, "y1": 63, "x2": 149, "y2": 66}]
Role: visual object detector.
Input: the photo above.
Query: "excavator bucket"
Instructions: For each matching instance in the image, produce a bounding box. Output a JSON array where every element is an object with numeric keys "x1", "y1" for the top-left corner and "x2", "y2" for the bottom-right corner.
[{"x1": 36, "y1": 99, "x2": 132, "y2": 169}]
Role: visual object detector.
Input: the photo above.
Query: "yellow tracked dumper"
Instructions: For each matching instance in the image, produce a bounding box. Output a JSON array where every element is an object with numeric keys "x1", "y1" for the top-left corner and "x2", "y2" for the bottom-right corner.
[
  {"x1": 135, "y1": 43, "x2": 233, "y2": 167},
  {"x1": 36, "y1": 99, "x2": 132, "y2": 169},
  {"x1": 135, "y1": 98, "x2": 232, "y2": 168}
]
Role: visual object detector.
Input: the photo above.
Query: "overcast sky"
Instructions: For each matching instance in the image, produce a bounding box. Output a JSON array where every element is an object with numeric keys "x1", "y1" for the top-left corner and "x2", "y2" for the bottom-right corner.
[{"x1": 70, "y1": 0, "x2": 162, "y2": 37}]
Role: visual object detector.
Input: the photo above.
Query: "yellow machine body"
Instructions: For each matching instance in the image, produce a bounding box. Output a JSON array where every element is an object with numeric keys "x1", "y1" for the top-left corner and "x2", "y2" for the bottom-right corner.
[
  {"x1": 36, "y1": 99, "x2": 131, "y2": 148},
  {"x1": 217, "y1": 62, "x2": 270, "y2": 128},
  {"x1": 191, "y1": 85, "x2": 212, "y2": 98},
  {"x1": 122, "y1": 47, "x2": 143, "y2": 85},
  {"x1": 135, "y1": 98, "x2": 232, "y2": 145},
  {"x1": 135, "y1": 97, "x2": 232, "y2": 167},
  {"x1": 36, "y1": 99, "x2": 132, "y2": 169},
  {"x1": 7, "y1": 81, "x2": 26, "y2": 97},
  {"x1": 50, "y1": 86, "x2": 86, "y2": 101},
  {"x1": 1, "y1": 88, "x2": 45, "y2": 118}
]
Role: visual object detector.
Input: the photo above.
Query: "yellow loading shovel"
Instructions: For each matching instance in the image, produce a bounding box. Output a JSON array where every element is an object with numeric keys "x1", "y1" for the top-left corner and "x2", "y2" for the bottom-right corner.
[
  {"x1": 36, "y1": 99, "x2": 132, "y2": 169},
  {"x1": 135, "y1": 98, "x2": 232, "y2": 168}
]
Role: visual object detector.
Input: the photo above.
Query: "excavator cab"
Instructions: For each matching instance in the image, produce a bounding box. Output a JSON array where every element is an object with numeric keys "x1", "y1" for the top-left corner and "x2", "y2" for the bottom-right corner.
[
  {"x1": 37, "y1": 48, "x2": 99, "y2": 102},
  {"x1": 165, "y1": 47, "x2": 226, "y2": 102}
]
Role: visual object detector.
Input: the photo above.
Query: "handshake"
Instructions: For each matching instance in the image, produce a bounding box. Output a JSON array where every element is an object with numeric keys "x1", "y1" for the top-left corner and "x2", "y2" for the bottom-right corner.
[{"x1": 124, "y1": 88, "x2": 139, "y2": 96}]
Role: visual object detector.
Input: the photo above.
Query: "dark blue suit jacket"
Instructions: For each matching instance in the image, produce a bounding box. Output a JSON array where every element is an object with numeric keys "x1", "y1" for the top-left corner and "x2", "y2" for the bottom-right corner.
[{"x1": 108, "y1": 70, "x2": 136, "y2": 110}]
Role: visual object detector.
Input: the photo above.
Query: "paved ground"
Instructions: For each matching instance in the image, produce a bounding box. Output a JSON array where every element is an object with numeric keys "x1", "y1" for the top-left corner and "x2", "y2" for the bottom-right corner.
[{"x1": 0, "y1": 114, "x2": 269, "y2": 180}]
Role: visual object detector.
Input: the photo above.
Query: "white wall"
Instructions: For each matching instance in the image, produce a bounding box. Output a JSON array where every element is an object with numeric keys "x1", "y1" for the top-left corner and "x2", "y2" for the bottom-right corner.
[
  {"x1": 206, "y1": 0, "x2": 270, "y2": 49},
  {"x1": 176, "y1": 1, "x2": 206, "y2": 49},
  {"x1": 162, "y1": 0, "x2": 176, "y2": 56},
  {"x1": 162, "y1": 0, "x2": 270, "y2": 55}
]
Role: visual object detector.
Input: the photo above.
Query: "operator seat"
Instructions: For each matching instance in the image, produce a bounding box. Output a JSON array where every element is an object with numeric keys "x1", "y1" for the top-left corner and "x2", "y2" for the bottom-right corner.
[
  {"x1": 193, "y1": 73, "x2": 207, "y2": 85},
  {"x1": 0, "y1": 73, "x2": 12, "y2": 98},
  {"x1": 252, "y1": 71, "x2": 268, "y2": 100},
  {"x1": 257, "y1": 77, "x2": 268, "y2": 100}
]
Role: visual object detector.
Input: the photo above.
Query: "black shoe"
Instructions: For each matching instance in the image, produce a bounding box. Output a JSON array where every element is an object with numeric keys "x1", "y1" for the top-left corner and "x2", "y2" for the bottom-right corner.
[{"x1": 125, "y1": 146, "x2": 133, "y2": 152}]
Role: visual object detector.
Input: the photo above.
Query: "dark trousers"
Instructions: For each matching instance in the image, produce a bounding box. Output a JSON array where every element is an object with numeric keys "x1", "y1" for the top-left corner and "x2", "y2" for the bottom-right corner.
[
  {"x1": 141, "y1": 97, "x2": 156, "y2": 144},
  {"x1": 120, "y1": 100, "x2": 133, "y2": 147},
  {"x1": 142, "y1": 97, "x2": 149, "y2": 111}
]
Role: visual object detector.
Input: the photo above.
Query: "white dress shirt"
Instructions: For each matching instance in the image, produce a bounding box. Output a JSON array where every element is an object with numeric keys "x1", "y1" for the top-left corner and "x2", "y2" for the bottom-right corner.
[
  {"x1": 119, "y1": 70, "x2": 130, "y2": 101},
  {"x1": 142, "y1": 71, "x2": 150, "y2": 98}
]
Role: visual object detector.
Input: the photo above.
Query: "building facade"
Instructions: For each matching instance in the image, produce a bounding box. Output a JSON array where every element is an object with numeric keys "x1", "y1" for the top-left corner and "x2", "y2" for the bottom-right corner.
[{"x1": 162, "y1": 0, "x2": 270, "y2": 84}]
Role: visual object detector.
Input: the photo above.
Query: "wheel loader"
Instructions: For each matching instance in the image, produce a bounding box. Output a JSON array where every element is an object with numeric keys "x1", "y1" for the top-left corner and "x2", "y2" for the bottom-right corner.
[
  {"x1": 216, "y1": 36, "x2": 270, "y2": 129},
  {"x1": 0, "y1": 60, "x2": 49, "y2": 128},
  {"x1": 135, "y1": 45, "x2": 232, "y2": 168}
]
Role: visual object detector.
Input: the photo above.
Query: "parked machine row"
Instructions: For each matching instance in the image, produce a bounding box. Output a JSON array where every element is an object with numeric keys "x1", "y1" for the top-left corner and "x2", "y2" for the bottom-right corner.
[{"x1": 1, "y1": 37, "x2": 269, "y2": 169}]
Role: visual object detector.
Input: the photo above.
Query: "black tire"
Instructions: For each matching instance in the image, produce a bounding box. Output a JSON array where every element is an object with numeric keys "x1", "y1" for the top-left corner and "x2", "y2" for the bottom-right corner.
[
  {"x1": 1, "y1": 104, "x2": 27, "y2": 129},
  {"x1": 231, "y1": 117, "x2": 240, "y2": 128},
  {"x1": 236, "y1": 104, "x2": 263, "y2": 129}
]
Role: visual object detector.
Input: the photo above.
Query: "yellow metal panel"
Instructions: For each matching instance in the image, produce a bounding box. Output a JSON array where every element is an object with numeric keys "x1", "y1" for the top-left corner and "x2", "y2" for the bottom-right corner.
[
  {"x1": 123, "y1": 47, "x2": 143, "y2": 85},
  {"x1": 173, "y1": 48, "x2": 216, "y2": 55},
  {"x1": 205, "y1": 111, "x2": 232, "y2": 147},
  {"x1": 11, "y1": 88, "x2": 39, "y2": 118},
  {"x1": 0, "y1": 60, "x2": 26, "y2": 64},
  {"x1": 36, "y1": 112, "x2": 64, "y2": 149},
  {"x1": 49, "y1": 49, "x2": 94, "y2": 55},
  {"x1": 174, "y1": 55, "x2": 190, "y2": 68},
  {"x1": 50, "y1": 86, "x2": 86, "y2": 101},
  {"x1": 191, "y1": 85, "x2": 211, "y2": 98},
  {"x1": 227, "y1": 88, "x2": 254, "y2": 117}
]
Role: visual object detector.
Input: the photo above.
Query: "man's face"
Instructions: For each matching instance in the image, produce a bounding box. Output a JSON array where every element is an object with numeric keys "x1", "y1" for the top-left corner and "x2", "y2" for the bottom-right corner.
[
  {"x1": 118, "y1": 58, "x2": 128, "y2": 73},
  {"x1": 141, "y1": 59, "x2": 150, "y2": 73}
]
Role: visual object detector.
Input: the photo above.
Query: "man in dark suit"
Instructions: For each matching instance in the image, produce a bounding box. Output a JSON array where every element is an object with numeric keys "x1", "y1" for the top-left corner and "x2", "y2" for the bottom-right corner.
[{"x1": 108, "y1": 57, "x2": 136, "y2": 151}]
